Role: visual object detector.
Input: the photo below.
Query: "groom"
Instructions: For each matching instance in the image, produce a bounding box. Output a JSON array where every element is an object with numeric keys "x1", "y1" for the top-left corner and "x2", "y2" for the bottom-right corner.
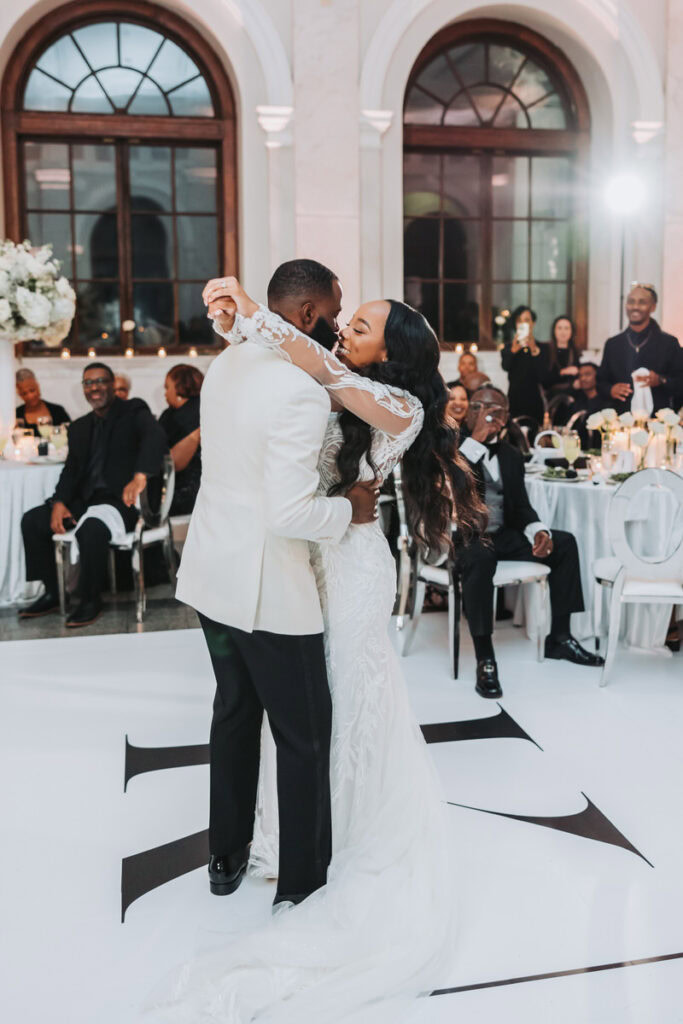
[{"x1": 177, "y1": 260, "x2": 377, "y2": 907}]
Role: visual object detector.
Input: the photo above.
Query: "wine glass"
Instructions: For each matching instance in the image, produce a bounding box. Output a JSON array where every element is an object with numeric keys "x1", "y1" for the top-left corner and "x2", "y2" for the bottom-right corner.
[
  {"x1": 562, "y1": 429, "x2": 581, "y2": 467},
  {"x1": 37, "y1": 416, "x2": 53, "y2": 439},
  {"x1": 51, "y1": 424, "x2": 68, "y2": 454},
  {"x1": 11, "y1": 419, "x2": 26, "y2": 447}
]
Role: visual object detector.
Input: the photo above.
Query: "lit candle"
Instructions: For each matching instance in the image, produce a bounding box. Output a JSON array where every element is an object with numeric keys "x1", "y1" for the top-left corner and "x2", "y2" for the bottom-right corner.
[
  {"x1": 60, "y1": 348, "x2": 71, "y2": 359},
  {"x1": 188, "y1": 347, "x2": 198, "y2": 358},
  {"x1": 612, "y1": 430, "x2": 629, "y2": 452},
  {"x1": 455, "y1": 343, "x2": 463, "y2": 355},
  {"x1": 124, "y1": 348, "x2": 134, "y2": 358},
  {"x1": 87, "y1": 347, "x2": 96, "y2": 358},
  {"x1": 157, "y1": 347, "x2": 167, "y2": 358},
  {"x1": 470, "y1": 343, "x2": 479, "y2": 353}
]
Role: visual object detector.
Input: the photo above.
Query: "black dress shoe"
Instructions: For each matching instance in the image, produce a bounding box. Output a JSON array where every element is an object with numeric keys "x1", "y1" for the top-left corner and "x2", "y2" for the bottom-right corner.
[
  {"x1": 19, "y1": 591, "x2": 60, "y2": 618},
  {"x1": 475, "y1": 658, "x2": 503, "y2": 699},
  {"x1": 208, "y1": 846, "x2": 250, "y2": 896},
  {"x1": 66, "y1": 600, "x2": 102, "y2": 628},
  {"x1": 545, "y1": 635, "x2": 605, "y2": 666}
]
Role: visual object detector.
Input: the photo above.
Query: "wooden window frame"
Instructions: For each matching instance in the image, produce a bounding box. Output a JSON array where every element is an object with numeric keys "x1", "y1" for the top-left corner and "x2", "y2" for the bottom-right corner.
[
  {"x1": 404, "y1": 19, "x2": 590, "y2": 350},
  {"x1": 1, "y1": 0, "x2": 238, "y2": 355}
]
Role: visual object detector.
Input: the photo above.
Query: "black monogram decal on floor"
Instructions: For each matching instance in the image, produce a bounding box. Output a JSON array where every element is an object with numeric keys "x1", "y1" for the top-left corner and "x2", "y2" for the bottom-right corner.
[{"x1": 121, "y1": 705, "x2": 652, "y2": 921}]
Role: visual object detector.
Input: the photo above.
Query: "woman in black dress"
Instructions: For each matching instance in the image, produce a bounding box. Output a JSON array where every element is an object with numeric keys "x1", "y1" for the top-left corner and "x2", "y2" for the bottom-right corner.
[
  {"x1": 15, "y1": 369, "x2": 70, "y2": 436},
  {"x1": 500, "y1": 305, "x2": 548, "y2": 426},
  {"x1": 159, "y1": 364, "x2": 204, "y2": 515},
  {"x1": 545, "y1": 315, "x2": 580, "y2": 395}
]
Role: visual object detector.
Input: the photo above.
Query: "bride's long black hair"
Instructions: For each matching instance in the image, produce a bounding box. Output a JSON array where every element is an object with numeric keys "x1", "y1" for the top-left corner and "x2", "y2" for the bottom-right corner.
[{"x1": 329, "y1": 300, "x2": 487, "y2": 553}]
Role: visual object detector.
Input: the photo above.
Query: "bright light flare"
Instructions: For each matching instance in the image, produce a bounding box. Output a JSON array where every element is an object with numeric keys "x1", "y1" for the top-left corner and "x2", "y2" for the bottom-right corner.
[{"x1": 605, "y1": 173, "x2": 647, "y2": 215}]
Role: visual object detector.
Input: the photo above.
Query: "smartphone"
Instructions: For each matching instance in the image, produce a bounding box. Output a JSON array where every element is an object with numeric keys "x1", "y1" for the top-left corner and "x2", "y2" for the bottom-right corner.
[{"x1": 517, "y1": 322, "x2": 530, "y2": 346}]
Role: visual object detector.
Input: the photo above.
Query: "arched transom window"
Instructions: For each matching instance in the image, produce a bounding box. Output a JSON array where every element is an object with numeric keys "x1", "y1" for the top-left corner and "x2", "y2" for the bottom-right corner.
[
  {"x1": 2, "y1": 1, "x2": 237, "y2": 355},
  {"x1": 403, "y1": 21, "x2": 590, "y2": 349}
]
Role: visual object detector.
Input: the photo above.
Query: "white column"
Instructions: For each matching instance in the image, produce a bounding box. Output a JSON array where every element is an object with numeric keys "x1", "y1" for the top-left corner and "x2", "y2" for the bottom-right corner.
[
  {"x1": 662, "y1": 0, "x2": 683, "y2": 336},
  {"x1": 256, "y1": 106, "x2": 296, "y2": 273},
  {"x1": 292, "y1": 0, "x2": 361, "y2": 317},
  {"x1": 359, "y1": 110, "x2": 393, "y2": 302}
]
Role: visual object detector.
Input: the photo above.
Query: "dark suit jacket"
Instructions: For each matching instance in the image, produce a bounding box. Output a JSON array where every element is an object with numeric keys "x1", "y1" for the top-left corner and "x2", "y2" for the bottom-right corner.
[
  {"x1": 597, "y1": 320, "x2": 683, "y2": 414},
  {"x1": 461, "y1": 432, "x2": 540, "y2": 535},
  {"x1": 53, "y1": 397, "x2": 168, "y2": 506}
]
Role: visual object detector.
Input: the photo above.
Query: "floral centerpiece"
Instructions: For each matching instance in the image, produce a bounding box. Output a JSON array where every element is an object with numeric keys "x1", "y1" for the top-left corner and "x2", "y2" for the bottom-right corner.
[
  {"x1": 585, "y1": 405, "x2": 682, "y2": 471},
  {"x1": 0, "y1": 238, "x2": 76, "y2": 437}
]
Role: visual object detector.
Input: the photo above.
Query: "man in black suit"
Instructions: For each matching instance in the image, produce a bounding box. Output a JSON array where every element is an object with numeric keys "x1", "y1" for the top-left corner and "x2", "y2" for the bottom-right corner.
[
  {"x1": 597, "y1": 284, "x2": 683, "y2": 414},
  {"x1": 20, "y1": 362, "x2": 167, "y2": 628},
  {"x1": 455, "y1": 385, "x2": 603, "y2": 699}
]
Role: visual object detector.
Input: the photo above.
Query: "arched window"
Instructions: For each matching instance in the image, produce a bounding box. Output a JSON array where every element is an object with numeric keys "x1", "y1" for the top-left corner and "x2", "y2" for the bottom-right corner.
[
  {"x1": 403, "y1": 19, "x2": 590, "y2": 349},
  {"x1": 2, "y1": 1, "x2": 237, "y2": 354}
]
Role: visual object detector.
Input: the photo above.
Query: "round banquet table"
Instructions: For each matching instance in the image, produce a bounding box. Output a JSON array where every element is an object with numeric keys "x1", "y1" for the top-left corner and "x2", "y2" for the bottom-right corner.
[
  {"x1": 523, "y1": 473, "x2": 683, "y2": 651},
  {"x1": 0, "y1": 460, "x2": 63, "y2": 607}
]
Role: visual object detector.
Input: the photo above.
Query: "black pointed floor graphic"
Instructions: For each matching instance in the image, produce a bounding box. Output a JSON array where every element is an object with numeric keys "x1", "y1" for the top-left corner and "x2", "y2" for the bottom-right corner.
[
  {"x1": 449, "y1": 791, "x2": 653, "y2": 867},
  {"x1": 420, "y1": 704, "x2": 542, "y2": 749}
]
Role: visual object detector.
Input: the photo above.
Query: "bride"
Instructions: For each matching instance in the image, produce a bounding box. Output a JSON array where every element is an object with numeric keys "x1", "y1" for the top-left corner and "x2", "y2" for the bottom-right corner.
[{"x1": 153, "y1": 280, "x2": 486, "y2": 1023}]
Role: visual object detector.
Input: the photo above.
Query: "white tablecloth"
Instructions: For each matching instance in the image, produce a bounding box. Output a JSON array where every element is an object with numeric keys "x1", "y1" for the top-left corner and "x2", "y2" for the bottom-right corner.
[
  {"x1": 524, "y1": 475, "x2": 683, "y2": 650},
  {"x1": 0, "y1": 461, "x2": 63, "y2": 606}
]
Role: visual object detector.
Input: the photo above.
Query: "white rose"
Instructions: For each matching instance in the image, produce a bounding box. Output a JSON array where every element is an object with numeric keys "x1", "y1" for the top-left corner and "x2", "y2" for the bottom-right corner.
[
  {"x1": 632, "y1": 408, "x2": 649, "y2": 422},
  {"x1": 55, "y1": 276, "x2": 75, "y2": 300},
  {"x1": 0, "y1": 297, "x2": 11, "y2": 323},
  {"x1": 601, "y1": 408, "x2": 618, "y2": 423},
  {"x1": 630, "y1": 428, "x2": 649, "y2": 447},
  {"x1": 586, "y1": 412, "x2": 605, "y2": 430},
  {"x1": 650, "y1": 420, "x2": 667, "y2": 435},
  {"x1": 15, "y1": 285, "x2": 51, "y2": 328},
  {"x1": 41, "y1": 318, "x2": 72, "y2": 347},
  {"x1": 51, "y1": 296, "x2": 75, "y2": 321},
  {"x1": 0, "y1": 269, "x2": 9, "y2": 297},
  {"x1": 618, "y1": 412, "x2": 634, "y2": 427},
  {"x1": 671, "y1": 424, "x2": 683, "y2": 443},
  {"x1": 656, "y1": 408, "x2": 679, "y2": 426}
]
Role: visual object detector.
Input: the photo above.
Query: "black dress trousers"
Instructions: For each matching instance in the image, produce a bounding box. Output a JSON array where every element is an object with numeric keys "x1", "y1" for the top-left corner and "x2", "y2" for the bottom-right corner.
[
  {"x1": 455, "y1": 527, "x2": 584, "y2": 638},
  {"x1": 198, "y1": 612, "x2": 333, "y2": 900}
]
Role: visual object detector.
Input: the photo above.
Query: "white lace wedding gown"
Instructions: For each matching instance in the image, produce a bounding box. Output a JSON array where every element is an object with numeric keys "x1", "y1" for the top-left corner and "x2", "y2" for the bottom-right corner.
[{"x1": 152, "y1": 309, "x2": 456, "y2": 1023}]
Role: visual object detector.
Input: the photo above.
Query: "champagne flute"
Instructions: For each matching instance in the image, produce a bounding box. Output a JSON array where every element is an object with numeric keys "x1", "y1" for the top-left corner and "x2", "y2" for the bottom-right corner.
[
  {"x1": 51, "y1": 424, "x2": 68, "y2": 454},
  {"x1": 562, "y1": 429, "x2": 581, "y2": 467},
  {"x1": 37, "y1": 416, "x2": 53, "y2": 439}
]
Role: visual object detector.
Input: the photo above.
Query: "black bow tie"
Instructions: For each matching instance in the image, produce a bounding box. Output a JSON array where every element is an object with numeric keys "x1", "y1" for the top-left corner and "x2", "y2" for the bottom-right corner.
[{"x1": 484, "y1": 441, "x2": 500, "y2": 456}]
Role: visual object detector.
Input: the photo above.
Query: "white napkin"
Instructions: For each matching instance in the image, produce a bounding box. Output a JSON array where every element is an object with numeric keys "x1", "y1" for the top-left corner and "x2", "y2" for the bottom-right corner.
[
  {"x1": 69, "y1": 504, "x2": 128, "y2": 564},
  {"x1": 631, "y1": 366, "x2": 654, "y2": 417}
]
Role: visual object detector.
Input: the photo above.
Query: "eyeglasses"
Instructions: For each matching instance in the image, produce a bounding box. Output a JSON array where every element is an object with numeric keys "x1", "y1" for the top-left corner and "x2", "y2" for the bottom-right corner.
[
  {"x1": 82, "y1": 376, "x2": 111, "y2": 390},
  {"x1": 470, "y1": 402, "x2": 506, "y2": 414}
]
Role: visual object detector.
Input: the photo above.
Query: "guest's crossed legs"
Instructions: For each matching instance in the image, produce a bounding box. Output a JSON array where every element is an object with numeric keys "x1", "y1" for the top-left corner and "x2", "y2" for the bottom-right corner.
[
  {"x1": 456, "y1": 527, "x2": 584, "y2": 639},
  {"x1": 21, "y1": 499, "x2": 137, "y2": 602},
  {"x1": 198, "y1": 612, "x2": 333, "y2": 900}
]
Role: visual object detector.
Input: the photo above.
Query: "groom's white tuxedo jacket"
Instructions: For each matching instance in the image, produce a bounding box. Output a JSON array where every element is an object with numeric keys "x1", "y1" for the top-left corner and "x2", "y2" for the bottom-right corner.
[{"x1": 176, "y1": 343, "x2": 352, "y2": 634}]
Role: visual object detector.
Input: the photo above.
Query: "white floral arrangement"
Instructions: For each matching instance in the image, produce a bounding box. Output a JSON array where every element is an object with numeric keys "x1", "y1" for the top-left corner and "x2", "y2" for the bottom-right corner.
[{"x1": 0, "y1": 239, "x2": 76, "y2": 347}]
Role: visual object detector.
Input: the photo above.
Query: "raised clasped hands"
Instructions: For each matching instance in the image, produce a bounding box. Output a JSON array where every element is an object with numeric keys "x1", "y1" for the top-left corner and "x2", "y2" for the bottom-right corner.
[{"x1": 203, "y1": 276, "x2": 259, "y2": 332}]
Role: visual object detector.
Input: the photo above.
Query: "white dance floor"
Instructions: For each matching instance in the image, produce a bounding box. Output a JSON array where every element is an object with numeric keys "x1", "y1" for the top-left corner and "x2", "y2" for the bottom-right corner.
[{"x1": 1, "y1": 616, "x2": 682, "y2": 1023}]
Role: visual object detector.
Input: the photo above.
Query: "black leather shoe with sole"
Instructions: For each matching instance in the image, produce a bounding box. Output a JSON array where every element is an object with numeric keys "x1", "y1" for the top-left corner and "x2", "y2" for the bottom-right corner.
[
  {"x1": 208, "y1": 847, "x2": 250, "y2": 896},
  {"x1": 475, "y1": 657, "x2": 503, "y2": 699},
  {"x1": 19, "y1": 592, "x2": 60, "y2": 618}
]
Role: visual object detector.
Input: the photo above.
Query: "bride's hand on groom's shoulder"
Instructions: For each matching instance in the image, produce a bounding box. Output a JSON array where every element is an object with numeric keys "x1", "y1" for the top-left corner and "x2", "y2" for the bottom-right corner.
[{"x1": 202, "y1": 276, "x2": 259, "y2": 318}]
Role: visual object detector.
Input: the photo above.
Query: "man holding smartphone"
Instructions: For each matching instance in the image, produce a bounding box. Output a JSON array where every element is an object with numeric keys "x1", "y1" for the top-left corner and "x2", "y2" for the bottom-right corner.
[{"x1": 19, "y1": 362, "x2": 167, "y2": 627}]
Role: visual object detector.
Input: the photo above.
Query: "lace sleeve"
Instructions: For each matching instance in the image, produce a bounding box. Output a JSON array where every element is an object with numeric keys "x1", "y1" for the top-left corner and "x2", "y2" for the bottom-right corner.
[
  {"x1": 240, "y1": 305, "x2": 424, "y2": 440},
  {"x1": 211, "y1": 311, "x2": 251, "y2": 345}
]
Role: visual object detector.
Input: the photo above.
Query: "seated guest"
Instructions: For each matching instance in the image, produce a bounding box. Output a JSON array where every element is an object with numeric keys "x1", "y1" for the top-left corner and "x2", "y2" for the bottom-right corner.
[
  {"x1": 501, "y1": 305, "x2": 548, "y2": 425},
  {"x1": 20, "y1": 362, "x2": 167, "y2": 628},
  {"x1": 597, "y1": 284, "x2": 683, "y2": 413},
  {"x1": 114, "y1": 373, "x2": 131, "y2": 401},
  {"x1": 553, "y1": 361, "x2": 603, "y2": 429},
  {"x1": 460, "y1": 370, "x2": 491, "y2": 396},
  {"x1": 455, "y1": 385, "x2": 603, "y2": 699},
  {"x1": 16, "y1": 368, "x2": 70, "y2": 435},
  {"x1": 445, "y1": 381, "x2": 469, "y2": 429},
  {"x1": 457, "y1": 350, "x2": 478, "y2": 382},
  {"x1": 159, "y1": 364, "x2": 203, "y2": 515},
  {"x1": 544, "y1": 315, "x2": 579, "y2": 398}
]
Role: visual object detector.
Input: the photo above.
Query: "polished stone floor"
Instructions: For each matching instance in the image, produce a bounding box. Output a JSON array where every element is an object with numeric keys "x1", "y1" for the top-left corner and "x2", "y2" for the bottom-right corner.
[
  {"x1": 0, "y1": 583, "x2": 197, "y2": 641},
  {"x1": 1, "y1": 614, "x2": 681, "y2": 1023}
]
